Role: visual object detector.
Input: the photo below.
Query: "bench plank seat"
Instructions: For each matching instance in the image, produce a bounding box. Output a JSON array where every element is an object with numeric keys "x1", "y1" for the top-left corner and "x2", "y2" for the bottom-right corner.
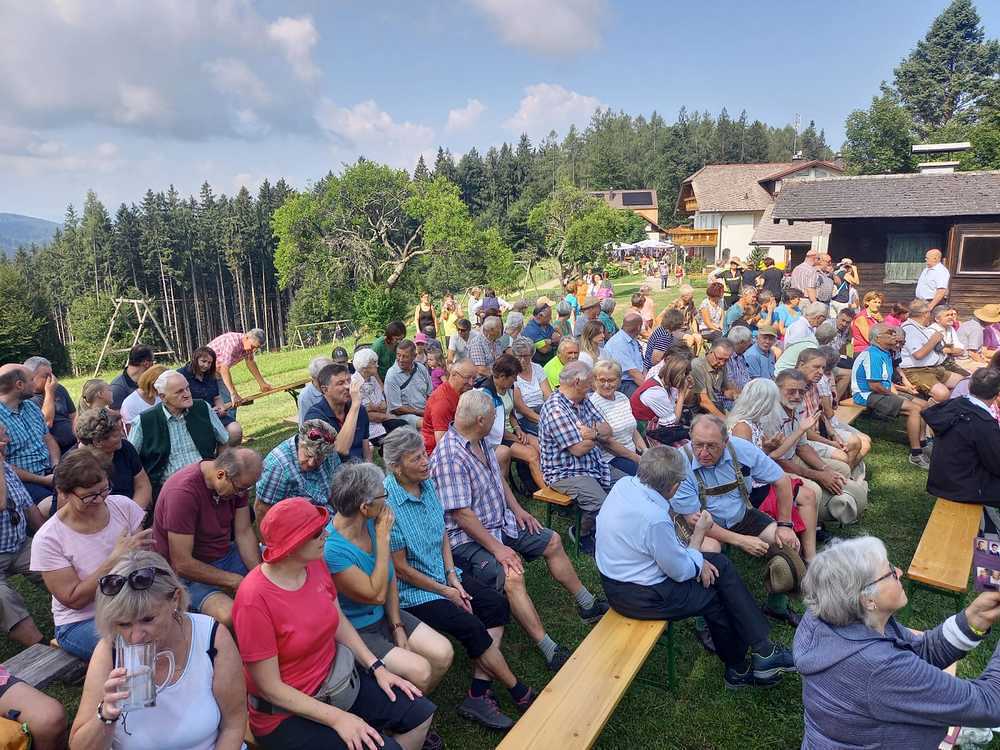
[
  {"x1": 907, "y1": 499, "x2": 982, "y2": 594},
  {"x1": 532, "y1": 486, "x2": 572, "y2": 507},
  {"x1": 497, "y1": 610, "x2": 667, "y2": 750},
  {"x1": 3, "y1": 643, "x2": 85, "y2": 689},
  {"x1": 835, "y1": 401, "x2": 864, "y2": 425}
]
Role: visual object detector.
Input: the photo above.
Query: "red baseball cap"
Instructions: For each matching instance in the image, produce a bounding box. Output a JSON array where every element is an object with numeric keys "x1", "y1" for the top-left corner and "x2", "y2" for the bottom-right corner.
[{"x1": 260, "y1": 497, "x2": 329, "y2": 563}]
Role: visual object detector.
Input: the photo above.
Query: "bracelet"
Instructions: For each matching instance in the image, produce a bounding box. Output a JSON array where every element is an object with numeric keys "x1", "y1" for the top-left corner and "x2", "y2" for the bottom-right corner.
[
  {"x1": 969, "y1": 621, "x2": 989, "y2": 637},
  {"x1": 96, "y1": 700, "x2": 117, "y2": 725},
  {"x1": 368, "y1": 658, "x2": 385, "y2": 677},
  {"x1": 445, "y1": 567, "x2": 458, "y2": 577},
  {"x1": 776, "y1": 521, "x2": 795, "y2": 529}
]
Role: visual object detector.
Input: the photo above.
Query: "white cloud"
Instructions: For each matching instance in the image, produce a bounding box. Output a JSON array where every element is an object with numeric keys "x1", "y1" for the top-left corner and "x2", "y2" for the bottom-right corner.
[
  {"x1": 504, "y1": 83, "x2": 601, "y2": 138},
  {"x1": 204, "y1": 58, "x2": 271, "y2": 105},
  {"x1": 267, "y1": 16, "x2": 320, "y2": 81},
  {"x1": 115, "y1": 84, "x2": 170, "y2": 125},
  {"x1": 446, "y1": 98, "x2": 486, "y2": 132},
  {"x1": 315, "y1": 98, "x2": 436, "y2": 169},
  {"x1": 0, "y1": 126, "x2": 123, "y2": 178},
  {"x1": 467, "y1": 0, "x2": 607, "y2": 56}
]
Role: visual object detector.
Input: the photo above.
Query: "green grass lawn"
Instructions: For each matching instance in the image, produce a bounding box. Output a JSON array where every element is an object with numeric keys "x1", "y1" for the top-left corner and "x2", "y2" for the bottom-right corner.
[{"x1": 23, "y1": 274, "x2": 998, "y2": 749}]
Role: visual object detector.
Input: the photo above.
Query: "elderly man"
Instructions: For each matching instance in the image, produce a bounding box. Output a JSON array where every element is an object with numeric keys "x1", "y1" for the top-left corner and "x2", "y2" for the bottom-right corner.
[
  {"x1": 523, "y1": 302, "x2": 562, "y2": 365},
  {"x1": 814, "y1": 254, "x2": 835, "y2": 306},
  {"x1": 722, "y1": 327, "x2": 753, "y2": 409},
  {"x1": 542, "y1": 337, "x2": 579, "y2": 389},
  {"x1": 110, "y1": 344, "x2": 154, "y2": 410},
  {"x1": 153, "y1": 447, "x2": 262, "y2": 628},
  {"x1": 723, "y1": 286, "x2": 758, "y2": 335},
  {"x1": 384, "y1": 339, "x2": 433, "y2": 428},
  {"x1": 372, "y1": 320, "x2": 407, "y2": 381},
  {"x1": 899, "y1": 299, "x2": 963, "y2": 400},
  {"x1": 598, "y1": 298, "x2": 619, "y2": 336},
  {"x1": 597, "y1": 445, "x2": 796, "y2": 688},
  {"x1": 852, "y1": 323, "x2": 932, "y2": 468},
  {"x1": 691, "y1": 338, "x2": 734, "y2": 418},
  {"x1": 603, "y1": 313, "x2": 645, "y2": 397},
  {"x1": 796, "y1": 349, "x2": 867, "y2": 470},
  {"x1": 296, "y1": 355, "x2": 334, "y2": 425},
  {"x1": 23, "y1": 357, "x2": 76, "y2": 453},
  {"x1": 573, "y1": 297, "x2": 602, "y2": 336},
  {"x1": 790, "y1": 248, "x2": 820, "y2": 304},
  {"x1": 254, "y1": 419, "x2": 341, "y2": 523},
  {"x1": 930, "y1": 306, "x2": 971, "y2": 376},
  {"x1": 431, "y1": 390, "x2": 607, "y2": 672},
  {"x1": 785, "y1": 302, "x2": 829, "y2": 346},
  {"x1": 916, "y1": 248, "x2": 950, "y2": 309},
  {"x1": 128, "y1": 369, "x2": 229, "y2": 497},
  {"x1": 538, "y1": 361, "x2": 616, "y2": 556},
  {"x1": 467, "y1": 316, "x2": 504, "y2": 382},
  {"x1": 745, "y1": 324, "x2": 778, "y2": 379},
  {"x1": 422, "y1": 357, "x2": 477, "y2": 454},
  {"x1": 304, "y1": 363, "x2": 371, "y2": 462},
  {"x1": 0, "y1": 364, "x2": 60, "y2": 504},
  {"x1": 207, "y1": 328, "x2": 272, "y2": 410}
]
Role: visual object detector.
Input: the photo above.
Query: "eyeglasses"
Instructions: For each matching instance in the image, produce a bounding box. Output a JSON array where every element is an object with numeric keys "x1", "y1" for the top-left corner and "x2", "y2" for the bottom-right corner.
[
  {"x1": 368, "y1": 493, "x2": 388, "y2": 504},
  {"x1": 864, "y1": 565, "x2": 900, "y2": 590},
  {"x1": 595, "y1": 378, "x2": 618, "y2": 386},
  {"x1": 73, "y1": 486, "x2": 111, "y2": 504},
  {"x1": 782, "y1": 388, "x2": 807, "y2": 396},
  {"x1": 225, "y1": 473, "x2": 254, "y2": 493},
  {"x1": 306, "y1": 428, "x2": 336, "y2": 445},
  {"x1": 99, "y1": 567, "x2": 173, "y2": 597},
  {"x1": 691, "y1": 441, "x2": 723, "y2": 452}
]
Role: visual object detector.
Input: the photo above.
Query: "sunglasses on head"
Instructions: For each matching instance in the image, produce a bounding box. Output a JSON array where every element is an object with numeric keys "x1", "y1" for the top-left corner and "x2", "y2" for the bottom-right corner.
[
  {"x1": 99, "y1": 567, "x2": 173, "y2": 597},
  {"x1": 306, "y1": 428, "x2": 336, "y2": 445}
]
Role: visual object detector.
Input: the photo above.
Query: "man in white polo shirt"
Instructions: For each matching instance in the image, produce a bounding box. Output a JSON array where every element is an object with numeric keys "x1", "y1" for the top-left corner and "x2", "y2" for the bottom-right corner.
[{"x1": 914, "y1": 248, "x2": 950, "y2": 309}]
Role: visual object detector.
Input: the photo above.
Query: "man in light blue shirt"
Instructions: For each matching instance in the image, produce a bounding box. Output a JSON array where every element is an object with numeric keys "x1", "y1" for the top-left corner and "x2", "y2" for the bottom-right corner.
[
  {"x1": 596, "y1": 445, "x2": 795, "y2": 689},
  {"x1": 603, "y1": 313, "x2": 645, "y2": 397},
  {"x1": 744, "y1": 325, "x2": 778, "y2": 380},
  {"x1": 297, "y1": 356, "x2": 333, "y2": 425}
]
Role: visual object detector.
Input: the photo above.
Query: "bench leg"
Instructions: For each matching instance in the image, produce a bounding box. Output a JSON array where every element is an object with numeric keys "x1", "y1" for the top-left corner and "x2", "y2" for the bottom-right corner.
[
  {"x1": 545, "y1": 503, "x2": 553, "y2": 531},
  {"x1": 667, "y1": 621, "x2": 676, "y2": 691},
  {"x1": 574, "y1": 506, "x2": 582, "y2": 556}
]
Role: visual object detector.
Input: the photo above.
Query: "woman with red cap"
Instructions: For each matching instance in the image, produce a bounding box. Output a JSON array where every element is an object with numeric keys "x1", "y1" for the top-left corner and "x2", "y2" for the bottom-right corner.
[{"x1": 233, "y1": 497, "x2": 437, "y2": 750}]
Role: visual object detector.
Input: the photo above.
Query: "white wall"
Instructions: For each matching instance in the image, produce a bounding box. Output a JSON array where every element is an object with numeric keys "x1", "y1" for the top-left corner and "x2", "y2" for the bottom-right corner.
[{"x1": 718, "y1": 212, "x2": 775, "y2": 260}]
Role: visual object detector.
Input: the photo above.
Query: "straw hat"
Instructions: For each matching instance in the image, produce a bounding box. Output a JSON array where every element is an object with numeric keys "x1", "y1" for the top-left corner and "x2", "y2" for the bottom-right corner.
[
  {"x1": 974, "y1": 303, "x2": 1000, "y2": 323},
  {"x1": 764, "y1": 545, "x2": 807, "y2": 595}
]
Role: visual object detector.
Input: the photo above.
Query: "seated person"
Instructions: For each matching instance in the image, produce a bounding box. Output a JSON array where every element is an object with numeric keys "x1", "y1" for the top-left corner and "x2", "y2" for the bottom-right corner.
[
  {"x1": 421, "y1": 357, "x2": 477, "y2": 454},
  {"x1": 0, "y1": 662, "x2": 65, "y2": 749},
  {"x1": 324, "y1": 463, "x2": 454, "y2": 695},
  {"x1": 723, "y1": 286, "x2": 758, "y2": 334},
  {"x1": 930, "y1": 305, "x2": 971, "y2": 376},
  {"x1": 432, "y1": 390, "x2": 607, "y2": 671},
  {"x1": 128, "y1": 370, "x2": 229, "y2": 498},
  {"x1": 597, "y1": 445, "x2": 796, "y2": 689},
  {"x1": 24, "y1": 356, "x2": 76, "y2": 454},
  {"x1": 304, "y1": 363, "x2": 372, "y2": 462},
  {"x1": 899, "y1": 299, "x2": 963, "y2": 400},
  {"x1": 296, "y1": 355, "x2": 334, "y2": 426},
  {"x1": 120, "y1": 364, "x2": 165, "y2": 428},
  {"x1": 511, "y1": 337, "x2": 552, "y2": 437},
  {"x1": 925, "y1": 367, "x2": 1000, "y2": 505},
  {"x1": 69, "y1": 551, "x2": 245, "y2": 750},
  {"x1": 744, "y1": 324, "x2": 778, "y2": 380},
  {"x1": 234, "y1": 497, "x2": 436, "y2": 750},
  {"x1": 785, "y1": 303, "x2": 830, "y2": 346},
  {"x1": 79, "y1": 378, "x2": 115, "y2": 411},
  {"x1": 630, "y1": 353, "x2": 692, "y2": 446},
  {"x1": 588, "y1": 360, "x2": 647, "y2": 476},
  {"x1": 73, "y1": 407, "x2": 152, "y2": 511},
  {"x1": 957, "y1": 303, "x2": 1000, "y2": 362},
  {"x1": 722, "y1": 326, "x2": 753, "y2": 409},
  {"x1": 542, "y1": 337, "x2": 579, "y2": 390},
  {"x1": 481, "y1": 355, "x2": 546, "y2": 490},
  {"x1": 384, "y1": 340, "x2": 433, "y2": 429},
  {"x1": 152, "y1": 447, "x2": 262, "y2": 628},
  {"x1": 813, "y1": 347, "x2": 873, "y2": 464},
  {"x1": 448, "y1": 317, "x2": 473, "y2": 364},
  {"x1": 353, "y1": 348, "x2": 406, "y2": 444},
  {"x1": 382, "y1": 428, "x2": 536, "y2": 730},
  {"x1": 538, "y1": 361, "x2": 616, "y2": 556},
  {"x1": 110, "y1": 344, "x2": 154, "y2": 410},
  {"x1": 177, "y1": 346, "x2": 243, "y2": 445},
  {"x1": 524, "y1": 302, "x2": 562, "y2": 366},
  {"x1": 795, "y1": 349, "x2": 865, "y2": 470},
  {"x1": 851, "y1": 291, "x2": 883, "y2": 355},
  {"x1": 690, "y1": 338, "x2": 734, "y2": 418},
  {"x1": 773, "y1": 288, "x2": 803, "y2": 341},
  {"x1": 797, "y1": 536, "x2": 1000, "y2": 749},
  {"x1": 467, "y1": 317, "x2": 505, "y2": 384},
  {"x1": 852, "y1": 323, "x2": 932, "y2": 468},
  {"x1": 254, "y1": 419, "x2": 341, "y2": 524},
  {"x1": 0, "y1": 364, "x2": 60, "y2": 504},
  {"x1": 603, "y1": 314, "x2": 645, "y2": 397},
  {"x1": 599, "y1": 298, "x2": 619, "y2": 337},
  {"x1": 644, "y1": 309, "x2": 683, "y2": 370},
  {"x1": 31, "y1": 450, "x2": 149, "y2": 659}
]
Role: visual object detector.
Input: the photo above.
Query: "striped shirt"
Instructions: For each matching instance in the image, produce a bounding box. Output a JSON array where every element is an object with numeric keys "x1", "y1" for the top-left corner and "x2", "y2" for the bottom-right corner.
[
  {"x1": 588, "y1": 391, "x2": 637, "y2": 463},
  {"x1": 538, "y1": 391, "x2": 611, "y2": 489},
  {"x1": 0, "y1": 463, "x2": 31, "y2": 554},
  {"x1": 851, "y1": 346, "x2": 893, "y2": 405},
  {"x1": 255, "y1": 435, "x2": 340, "y2": 508},
  {"x1": 0, "y1": 399, "x2": 50, "y2": 474},
  {"x1": 466, "y1": 332, "x2": 503, "y2": 370},
  {"x1": 385, "y1": 475, "x2": 448, "y2": 609},
  {"x1": 128, "y1": 404, "x2": 228, "y2": 480},
  {"x1": 643, "y1": 328, "x2": 674, "y2": 370}
]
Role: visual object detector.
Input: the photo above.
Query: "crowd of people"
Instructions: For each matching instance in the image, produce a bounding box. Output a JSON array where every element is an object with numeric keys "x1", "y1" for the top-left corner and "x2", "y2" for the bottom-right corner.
[{"x1": 1, "y1": 251, "x2": 1000, "y2": 749}]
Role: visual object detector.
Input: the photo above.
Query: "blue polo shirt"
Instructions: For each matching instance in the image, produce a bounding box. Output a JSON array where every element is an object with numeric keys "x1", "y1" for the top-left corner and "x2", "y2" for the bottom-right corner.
[
  {"x1": 851, "y1": 345, "x2": 893, "y2": 405},
  {"x1": 303, "y1": 399, "x2": 369, "y2": 462},
  {"x1": 523, "y1": 318, "x2": 555, "y2": 345},
  {"x1": 603, "y1": 329, "x2": 645, "y2": 383},
  {"x1": 384, "y1": 475, "x2": 449, "y2": 609}
]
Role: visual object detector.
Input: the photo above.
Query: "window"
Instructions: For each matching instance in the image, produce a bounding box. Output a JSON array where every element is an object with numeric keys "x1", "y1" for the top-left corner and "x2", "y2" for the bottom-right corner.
[
  {"x1": 958, "y1": 234, "x2": 1000, "y2": 274},
  {"x1": 884, "y1": 233, "x2": 943, "y2": 283}
]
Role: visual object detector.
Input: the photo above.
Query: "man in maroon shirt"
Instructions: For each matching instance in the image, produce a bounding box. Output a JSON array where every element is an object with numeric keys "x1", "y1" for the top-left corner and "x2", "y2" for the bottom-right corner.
[
  {"x1": 153, "y1": 447, "x2": 262, "y2": 627},
  {"x1": 422, "y1": 358, "x2": 477, "y2": 454}
]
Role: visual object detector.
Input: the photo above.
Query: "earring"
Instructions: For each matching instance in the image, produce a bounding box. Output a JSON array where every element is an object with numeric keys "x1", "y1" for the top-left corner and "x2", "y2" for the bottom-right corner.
[{"x1": 173, "y1": 608, "x2": 183, "y2": 623}]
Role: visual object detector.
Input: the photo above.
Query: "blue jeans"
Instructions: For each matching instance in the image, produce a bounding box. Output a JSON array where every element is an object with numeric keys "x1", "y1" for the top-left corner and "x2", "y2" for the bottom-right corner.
[
  {"x1": 55, "y1": 618, "x2": 100, "y2": 660},
  {"x1": 517, "y1": 416, "x2": 539, "y2": 436},
  {"x1": 181, "y1": 544, "x2": 248, "y2": 611},
  {"x1": 610, "y1": 456, "x2": 638, "y2": 476}
]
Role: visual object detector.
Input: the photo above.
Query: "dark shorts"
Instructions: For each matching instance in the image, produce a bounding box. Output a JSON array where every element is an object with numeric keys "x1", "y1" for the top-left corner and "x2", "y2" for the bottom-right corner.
[
  {"x1": 866, "y1": 392, "x2": 905, "y2": 419},
  {"x1": 727, "y1": 507, "x2": 775, "y2": 537},
  {"x1": 452, "y1": 527, "x2": 554, "y2": 590},
  {"x1": 356, "y1": 609, "x2": 422, "y2": 659},
  {"x1": 0, "y1": 672, "x2": 24, "y2": 700},
  {"x1": 405, "y1": 577, "x2": 509, "y2": 659}
]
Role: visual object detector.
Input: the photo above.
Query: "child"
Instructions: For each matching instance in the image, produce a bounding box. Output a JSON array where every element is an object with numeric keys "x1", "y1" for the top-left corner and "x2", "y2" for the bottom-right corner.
[
  {"x1": 427, "y1": 349, "x2": 446, "y2": 389},
  {"x1": 413, "y1": 332, "x2": 429, "y2": 364}
]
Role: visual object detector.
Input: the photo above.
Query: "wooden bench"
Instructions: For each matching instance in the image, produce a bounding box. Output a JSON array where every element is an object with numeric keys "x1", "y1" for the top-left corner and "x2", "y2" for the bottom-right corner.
[
  {"x1": 222, "y1": 377, "x2": 310, "y2": 411},
  {"x1": 532, "y1": 487, "x2": 581, "y2": 554},
  {"x1": 497, "y1": 610, "x2": 671, "y2": 750},
  {"x1": 835, "y1": 400, "x2": 865, "y2": 425},
  {"x1": 905, "y1": 498, "x2": 983, "y2": 612},
  {"x1": 2, "y1": 643, "x2": 85, "y2": 690}
]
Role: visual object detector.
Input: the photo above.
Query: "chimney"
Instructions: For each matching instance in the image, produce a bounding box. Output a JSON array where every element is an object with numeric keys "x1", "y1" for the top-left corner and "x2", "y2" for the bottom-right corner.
[{"x1": 911, "y1": 142, "x2": 971, "y2": 174}]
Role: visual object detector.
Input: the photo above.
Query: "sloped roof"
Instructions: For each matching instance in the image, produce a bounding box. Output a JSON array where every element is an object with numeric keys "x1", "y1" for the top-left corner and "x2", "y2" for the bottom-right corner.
[
  {"x1": 681, "y1": 163, "x2": 797, "y2": 213},
  {"x1": 772, "y1": 171, "x2": 1000, "y2": 220},
  {"x1": 590, "y1": 189, "x2": 658, "y2": 210},
  {"x1": 750, "y1": 204, "x2": 830, "y2": 246}
]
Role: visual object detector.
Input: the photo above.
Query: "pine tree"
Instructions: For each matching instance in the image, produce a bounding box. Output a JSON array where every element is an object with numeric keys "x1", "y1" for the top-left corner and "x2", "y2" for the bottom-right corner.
[
  {"x1": 744, "y1": 120, "x2": 771, "y2": 162},
  {"x1": 432, "y1": 147, "x2": 458, "y2": 184},
  {"x1": 413, "y1": 155, "x2": 431, "y2": 181},
  {"x1": 843, "y1": 88, "x2": 916, "y2": 174},
  {"x1": 456, "y1": 148, "x2": 486, "y2": 213}
]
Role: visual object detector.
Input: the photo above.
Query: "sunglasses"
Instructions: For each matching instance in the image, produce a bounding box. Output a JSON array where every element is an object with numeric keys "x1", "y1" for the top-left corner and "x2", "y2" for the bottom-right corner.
[
  {"x1": 864, "y1": 565, "x2": 900, "y2": 590},
  {"x1": 99, "y1": 567, "x2": 173, "y2": 597},
  {"x1": 306, "y1": 428, "x2": 336, "y2": 445}
]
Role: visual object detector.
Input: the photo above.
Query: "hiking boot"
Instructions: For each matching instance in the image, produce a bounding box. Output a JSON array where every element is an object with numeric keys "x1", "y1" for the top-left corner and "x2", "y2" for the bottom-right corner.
[
  {"x1": 578, "y1": 596, "x2": 609, "y2": 624},
  {"x1": 909, "y1": 453, "x2": 931, "y2": 470},
  {"x1": 546, "y1": 644, "x2": 571, "y2": 672},
  {"x1": 513, "y1": 687, "x2": 538, "y2": 712},
  {"x1": 751, "y1": 644, "x2": 796, "y2": 679},
  {"x1": 724, "y1": 664, "x2": 782, "y2": 690},
  {"x1": 457, "y1": 692, "x2": 514, "y2": 731}
]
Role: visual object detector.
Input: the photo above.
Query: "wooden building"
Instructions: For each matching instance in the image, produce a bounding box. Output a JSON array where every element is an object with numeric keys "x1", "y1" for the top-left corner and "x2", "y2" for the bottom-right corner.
[{"x1": 771, "y1": 171, "x2": 1000, "y2": 315}]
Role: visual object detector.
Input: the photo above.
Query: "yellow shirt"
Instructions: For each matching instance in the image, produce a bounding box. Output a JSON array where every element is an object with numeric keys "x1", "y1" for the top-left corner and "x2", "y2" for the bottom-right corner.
[
  {"x1": 440, "y1": 308, "x2": 459, "y2": 338},
  {"x1": 543, "y1": 355, "x2": 565, "y2": 389}
]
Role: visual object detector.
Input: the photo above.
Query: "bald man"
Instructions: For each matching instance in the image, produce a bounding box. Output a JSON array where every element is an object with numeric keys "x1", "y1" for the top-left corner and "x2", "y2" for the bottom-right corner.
[
  {"x1": 603, "y1": 313, "x2": 646, "y2": 396},
  {"x1": 915, "y1": 248, "x2": 950, "y2": 310}
]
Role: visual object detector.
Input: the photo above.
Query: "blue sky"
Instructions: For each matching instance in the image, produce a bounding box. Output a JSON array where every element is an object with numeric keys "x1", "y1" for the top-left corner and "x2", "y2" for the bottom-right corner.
[{"x1": 1, "y1": 0, "x2": 997, "y2": 221}]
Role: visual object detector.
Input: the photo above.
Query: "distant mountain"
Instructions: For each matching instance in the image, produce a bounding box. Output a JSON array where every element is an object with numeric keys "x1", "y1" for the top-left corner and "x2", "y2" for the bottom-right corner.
[{"x1": 0, "y1": 213, "x2": 60, "y2": 256}]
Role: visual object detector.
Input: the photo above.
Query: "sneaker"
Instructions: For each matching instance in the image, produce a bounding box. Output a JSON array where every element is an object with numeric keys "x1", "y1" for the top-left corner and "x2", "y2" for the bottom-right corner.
[
  {"x1": 694, "y1": 627, "x2": 716, "y2": 654},
  {"x1": 578, "y1": 596, "x2": 609, "y2": 624},
  {"x1": 513, "y1": 687, "x2": 538, "y2": 712},
  {"x1": 751, "y1": 644, "x2": 797, "y2": 679},
  {"x1": 457, "y1": 692, "x2": 514, "y2": 731},
  {"x1": 579, "y1": 534, "x2": 596, "y2": 557},
  {"x1": 422, "y1": 730, "x2": 445, "y2": 750},
  {"x1": 546, "y1": 644, "x2": 571, "y2": 672},
  {"x1": 909, "y1": 453, "x2": 931, "y2": 470},
  {"x1": 724, "y1": 664, "x2": 782, "y2": 690}
]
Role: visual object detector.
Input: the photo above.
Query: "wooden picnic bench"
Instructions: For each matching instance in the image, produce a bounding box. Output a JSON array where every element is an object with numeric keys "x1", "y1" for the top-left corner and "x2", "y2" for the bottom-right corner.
[
  {"x1": 2, "y1": 643, "x2": 85, "y2": 690},
  {"x1": 835, "y1": 400, "x2": 864, "y2": 425},
  {"x1": 906, "y1": 498, "x2": 983, "y2": 612},
  {"x1": 497, "y1": 610, "x2": 672, "y2": 750},
  {"x1": 221, "y1": 378, "x2": 309, "y2": 411}
]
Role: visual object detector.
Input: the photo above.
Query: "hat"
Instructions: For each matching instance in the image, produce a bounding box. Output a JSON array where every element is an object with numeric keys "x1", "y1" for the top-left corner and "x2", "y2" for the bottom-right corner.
[
  {"x1": 756, "y1": 323, "x2": 778, "y2": 337},
  {"x1": 729, "y1": 257, "x2": 742, "y2": 266},
  {"x1": 839, "y1": 257, "x2": 854, "y2": 265},
  {"x1": 535, "y1": 295, "x2": 554, "y2": 307},
  {"x1": 260, "y1": 498, "x2": 329, "y2": 563},
  {"x1": 764, "y1": 544, "x2": 807, "y2": 595},
  {"x1": 331, "y1": 346, "x2": 349, "y2": 361},
  {"x1": 581, "y1": 296, "x2": 600, "y2": 311},
  {"x1": 413, "y1": 332, "x2": 429, "y2": 344},
  {"x1": 974, "y1": 303, "x2": 1000, "y2": 323}
]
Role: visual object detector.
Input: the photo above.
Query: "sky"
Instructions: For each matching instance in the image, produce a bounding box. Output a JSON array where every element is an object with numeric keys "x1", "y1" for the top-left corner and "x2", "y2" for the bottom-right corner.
[{"x1": 2, "y1": 0, "x2": 998, "y2": 221}]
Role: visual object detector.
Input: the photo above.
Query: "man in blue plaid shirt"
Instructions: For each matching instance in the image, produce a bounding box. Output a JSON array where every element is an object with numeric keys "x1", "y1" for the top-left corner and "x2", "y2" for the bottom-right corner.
[{"x1": 0, "y1": 364, "x2": 60, "y2": 505}]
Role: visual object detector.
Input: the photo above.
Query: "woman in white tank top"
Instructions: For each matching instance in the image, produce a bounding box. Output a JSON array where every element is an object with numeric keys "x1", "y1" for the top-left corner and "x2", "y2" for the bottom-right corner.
[{"x1": 68, "y1": 551, "x2": 246, "y2": 750}]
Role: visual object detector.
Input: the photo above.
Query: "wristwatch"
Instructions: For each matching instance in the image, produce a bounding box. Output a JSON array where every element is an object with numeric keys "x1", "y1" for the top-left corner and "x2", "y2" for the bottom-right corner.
[
  {"x1": 368, "y1": 658, "x2": 385, "y2": 677},
  {"x1": 96, "y1": 700, "x2": 117, "y2": 725},
  {"x1": 776, "y1": 521, "x2": 795, "y2": 529}
]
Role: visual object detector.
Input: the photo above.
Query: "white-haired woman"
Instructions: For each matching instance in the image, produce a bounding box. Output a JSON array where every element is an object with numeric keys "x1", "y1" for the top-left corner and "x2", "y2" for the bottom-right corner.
[
  {"x1": 119, "y1": 365, "x2": 166, "y2": 429},
  {"x1": 588, "y1": 360, "x2": 645, "y2": 476},
  {"x1": 727, "y1": 378, "x2": 819, "y2": 561},
  {"x1": 511, "y1": 336, "x2": 552, "y2": 436},
  {"x1": 68, "y1": 550, "x2": 246, "y2": 750},
  {"x1": 352, "y1": 349, "x2": 407, "y2": 444},
  {"x1": 499, "y1": 312, "x2": 524, "y2": 354},
  {"x1": 797, "y1": 536, "x2": 1000, "y2": 748}
]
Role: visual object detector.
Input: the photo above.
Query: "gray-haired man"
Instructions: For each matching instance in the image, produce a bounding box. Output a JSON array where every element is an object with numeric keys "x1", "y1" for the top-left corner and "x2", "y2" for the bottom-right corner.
[
  {"x1": 207, "y1": 328, "x2": 272, "y2": 409},
  {"x1": 23, "y1": 356, "x2": 76, "y2": 453},
  {"x1": 297, "y1": 356, "x2": 335, "y2": 425}
]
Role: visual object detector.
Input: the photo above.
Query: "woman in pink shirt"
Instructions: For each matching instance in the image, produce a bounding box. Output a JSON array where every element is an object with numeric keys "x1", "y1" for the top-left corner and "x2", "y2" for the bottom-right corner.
[
  {"x1": 883, "y1": 302, "x2": 909, "y2": 328},
  {"x1": 851, "y1": 291, "x2": 884, "y2": 354}
]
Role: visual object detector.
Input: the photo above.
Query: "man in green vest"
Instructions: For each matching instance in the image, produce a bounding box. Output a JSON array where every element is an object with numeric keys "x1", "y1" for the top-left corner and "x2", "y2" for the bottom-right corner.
[{"x1": 128, "y1": 369, "x2": 229, "y2": 499}]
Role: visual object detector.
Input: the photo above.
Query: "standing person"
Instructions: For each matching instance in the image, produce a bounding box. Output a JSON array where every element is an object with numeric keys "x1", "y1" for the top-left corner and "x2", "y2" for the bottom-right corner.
[
  {"x1": 658, "y1": 259, "x2": 669, "y2": 289},
  {"x1": 467, "y1": 286, "x2": 484, "y2": 323},
  {"x1": 814, "y1": 255, "x2": 835, "y2": 307},
  {"x1": 639, "y1": 284, "x2": 657, "y2": 336},
  {"x1": 830, "y1": 258, "x2": 860, "y2": 317},
  {"x1": 178, "y1": 346, "x2": 243, "y2": 446},
  {"x1": 720, "y1": 258, "x2": 743, "y2": 309},
  {"x1": 24, "y1": 357, "x2": 76, "y2": 454},
  {"x1": 915, "y1": 248, "x2": 950, "y2": 310},
  {"x1": 372, "y1": 321, "x2": 407, "y2": 382},
  {"x1": 384, "y1": 341, "x2": 433, "y2": 430},
  {"x1": 207, "y1": 329, "x2": 273, "y2": 412},
  {"x1": 439, "y1": 293, "x2": 460, "y2": 345},
  {"x1": 110, "y1": 345, "x2": 154, "y2": 410},
  {"x1": 0, "y1": 364, "x2": 61, "y2": 504},
  {"x1": 304, "y1": 364, "x2": 372, "y2": 463},
  {"x1": 760, "y1": 257, "x2": 784, "y2": 299},
  {"x1": 790, "y1": 249, "x2": 821, "y2": 304},
  {"x1": 851, "y1": 292, "x2": 884, "y2": 356},
  {"x1": 413, "y1": 292, "x2": 439, "y2": 339}
]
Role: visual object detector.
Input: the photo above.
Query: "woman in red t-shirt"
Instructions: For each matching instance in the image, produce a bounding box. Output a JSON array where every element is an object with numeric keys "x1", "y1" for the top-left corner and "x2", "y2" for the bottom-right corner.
[
  {"x1": 233, "y1": 498, "x2": 436, "y2": 750},
  {"x1": 851, "y1": 291, "x2": 884, "y2": 355}
]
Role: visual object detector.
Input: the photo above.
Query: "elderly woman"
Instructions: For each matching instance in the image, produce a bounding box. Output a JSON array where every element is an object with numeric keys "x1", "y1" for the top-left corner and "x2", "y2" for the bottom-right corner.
[
  {"x1": 588, "y1": 360, "x2": 646, "y2": 476},
  {"x1": 797, "y1": 536, "x2": 1000, "y2": 748},
  {"x1": 235, "y1": 498, "x2": 435, "y2": 750},
  {"x1": 554, "y1": 301, "x2": 574, "y2": 338},
  {"x1": 482, "y1": 354, "x2": 546, "y2": 490},
  {"x1": 698, "y1": 282, "x2": 726, "y2": 341},
  {"x1": 119, "y1": 365, "x2": 166, "y2": 428},
  {"x1": 178, "y1": 346, "x2": 242, "y2": 446},
  {"x1": 30, "y1": 449, "x2": 150, "y2": 660},
  {"x1": 69, "y1": 550, "x2": 245, "y2": 750},
  {"x1": 324, "y1": 464, "x2": 453, "y2": 696},
  {"x1": 80, "y1": 379, "x2": 115, "y2": 412},
  {"x1": 578, "y1": 320, "x2": 606, "y2": 368},
  {"x1": 499, "y1": 312, "x2": 524, "y2": 354},
  {"x1": 511, "y1": 336, "x2": 552, "y2": 436},
  {"x1": 75, "y1": 408, "x2": 152, "y2": 510},
  {"x1": 352, "y1": 349, "x2": 407, "y2": 445},
  {"x1": 254, "y1": 419, "x2": 341, "y2": 524}
]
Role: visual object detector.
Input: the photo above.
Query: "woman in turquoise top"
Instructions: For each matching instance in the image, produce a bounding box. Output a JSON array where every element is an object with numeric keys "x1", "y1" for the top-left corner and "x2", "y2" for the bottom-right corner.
[{"x1": 324, "y1": 463, "x2": 453, "y2": 694}]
